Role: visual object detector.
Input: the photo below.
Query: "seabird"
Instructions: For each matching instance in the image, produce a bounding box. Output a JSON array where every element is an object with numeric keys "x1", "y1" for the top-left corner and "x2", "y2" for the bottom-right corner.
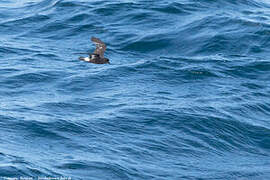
[{"x1": 78, "y1": 37, "x2": 110, "y2": 64}]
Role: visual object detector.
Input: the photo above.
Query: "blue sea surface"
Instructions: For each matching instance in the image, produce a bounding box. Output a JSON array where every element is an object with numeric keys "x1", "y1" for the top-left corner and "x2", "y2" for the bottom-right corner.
[{"x1": 0, "y1": 0, "x2": 270, "y2": 179}]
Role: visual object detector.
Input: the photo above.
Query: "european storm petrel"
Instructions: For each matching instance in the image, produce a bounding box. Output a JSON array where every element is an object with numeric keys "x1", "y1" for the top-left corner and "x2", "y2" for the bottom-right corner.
[{"x1": 79, "y1": 37, "x2": 110, "y2": 64}]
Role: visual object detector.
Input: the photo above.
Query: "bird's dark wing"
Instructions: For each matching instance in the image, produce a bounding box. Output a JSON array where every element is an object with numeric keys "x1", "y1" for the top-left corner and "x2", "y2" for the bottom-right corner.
[{"x1": 91, "y1": 37, "x2": 107, "y2": 57}]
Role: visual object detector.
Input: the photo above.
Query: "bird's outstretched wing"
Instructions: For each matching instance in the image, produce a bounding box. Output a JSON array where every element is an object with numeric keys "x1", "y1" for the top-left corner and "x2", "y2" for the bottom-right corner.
[{"x1": 91, "y1": 37, "x2": 107, "y2": 57}]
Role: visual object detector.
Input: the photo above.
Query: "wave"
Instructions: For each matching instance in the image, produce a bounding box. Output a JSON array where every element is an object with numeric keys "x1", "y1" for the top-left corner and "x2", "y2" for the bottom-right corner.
[{"x1": 1, "y1": 0, "x2": 270, "y2": 179}]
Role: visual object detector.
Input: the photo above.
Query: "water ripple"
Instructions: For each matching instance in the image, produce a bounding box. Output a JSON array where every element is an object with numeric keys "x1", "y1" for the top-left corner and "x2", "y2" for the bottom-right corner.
[{"x1": 1, "y1": 0, "x2": 270, "y2": 179}]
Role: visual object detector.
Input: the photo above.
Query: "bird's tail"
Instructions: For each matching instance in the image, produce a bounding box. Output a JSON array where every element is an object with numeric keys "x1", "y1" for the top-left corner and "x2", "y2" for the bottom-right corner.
[{"x1": 79, "y1": 57, "x2": 85, "y2": 61}]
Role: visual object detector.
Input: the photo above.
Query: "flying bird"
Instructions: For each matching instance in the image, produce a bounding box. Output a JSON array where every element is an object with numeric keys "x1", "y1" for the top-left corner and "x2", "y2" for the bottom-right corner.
[{"x1": 78, "y1": 37, "x2": 110, "y2": 64}]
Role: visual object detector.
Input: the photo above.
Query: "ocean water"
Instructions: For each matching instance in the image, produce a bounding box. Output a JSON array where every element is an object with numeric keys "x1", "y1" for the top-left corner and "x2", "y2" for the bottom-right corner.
[{"x1": 0, "y1": 0, "x2": 270, "y2": 179}]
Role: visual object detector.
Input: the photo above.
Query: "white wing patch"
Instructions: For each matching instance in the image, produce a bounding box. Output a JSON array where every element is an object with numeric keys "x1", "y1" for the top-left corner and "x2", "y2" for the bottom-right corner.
[{"x1": 84, "y1": 57, "x2": 91, "y2": 62}]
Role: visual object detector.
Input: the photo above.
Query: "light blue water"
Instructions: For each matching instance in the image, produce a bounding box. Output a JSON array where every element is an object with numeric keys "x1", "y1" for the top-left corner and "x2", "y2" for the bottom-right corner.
[{"x1": 0, "y1": 0, "x2": 270, "y2": 179}]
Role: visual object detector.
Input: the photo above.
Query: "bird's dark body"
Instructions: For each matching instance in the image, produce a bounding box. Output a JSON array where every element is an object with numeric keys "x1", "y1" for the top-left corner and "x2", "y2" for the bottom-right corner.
[
  {"x1": 78, "y1": 37, "x2": 110, "y2": 64},
  {"x1": 91, "y1": 58, "x2": 109, "y2": 64},
  {"x1": 79, "y1": 54, "x2": 109, "y2": 64}
]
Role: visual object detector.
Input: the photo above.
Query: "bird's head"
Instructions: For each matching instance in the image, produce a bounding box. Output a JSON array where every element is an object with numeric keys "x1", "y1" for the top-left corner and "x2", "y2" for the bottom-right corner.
[{"x1": 105, "y1": 58, "x2": 110, "y2": 64}]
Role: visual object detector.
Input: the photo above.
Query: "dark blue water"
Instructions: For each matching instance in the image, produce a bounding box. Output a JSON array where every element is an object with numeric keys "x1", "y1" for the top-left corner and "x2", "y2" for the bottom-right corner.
[{"x1": 0, "y1": 0, "x2": 270, "y2": 179}]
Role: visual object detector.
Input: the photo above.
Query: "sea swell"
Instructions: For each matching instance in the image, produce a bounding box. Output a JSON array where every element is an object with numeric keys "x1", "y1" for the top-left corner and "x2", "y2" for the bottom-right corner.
[{"x1": 0, "y1": 0, "x2": 270, "y2": 179}]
